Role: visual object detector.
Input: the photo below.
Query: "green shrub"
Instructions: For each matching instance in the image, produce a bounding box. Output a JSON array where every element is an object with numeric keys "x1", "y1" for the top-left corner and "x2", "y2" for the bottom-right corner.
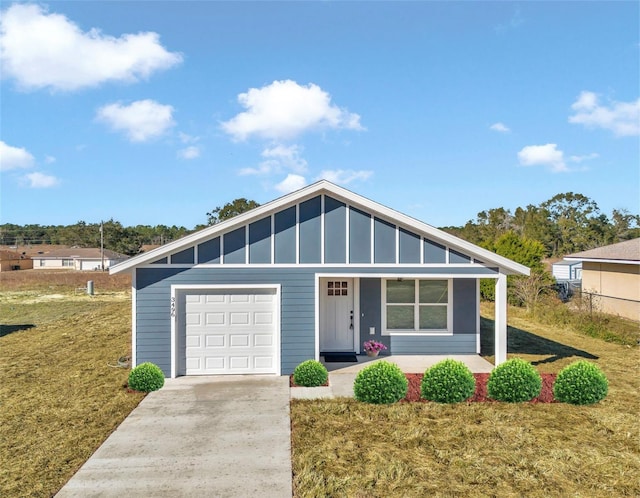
[
  {"x1": 293, "y1": 360, "x2": 328, "y2": 387},
  {"x1": 553, "y1": 361, "x2": 608, "y2": 405},
  {"x1": 420, "y1": 359, "x2": 476, "y2": 403},
  {"x1": 353, "y1": 361, "x2": 408, "y2": 404},
  {"x1": 128, "y1": 362, "x2": 165, "y2": 392},
  {"x1": 487, "y1": 358, "x2": 541, "y2": 402}
]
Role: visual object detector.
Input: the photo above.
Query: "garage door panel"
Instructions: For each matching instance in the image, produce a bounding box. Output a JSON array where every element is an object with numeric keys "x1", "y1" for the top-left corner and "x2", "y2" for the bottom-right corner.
[{"x1": 184, "y1": 288, "x2": 277, "y2": 375}]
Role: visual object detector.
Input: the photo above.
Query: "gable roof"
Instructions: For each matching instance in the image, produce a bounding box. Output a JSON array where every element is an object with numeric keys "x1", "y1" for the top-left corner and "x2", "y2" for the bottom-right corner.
[
  {"x1": 565, "y1": 238, "x2": 640, "y2": 265},
  {"x1": 110, "y1": 180, "x2": 529, "y2": 276}
]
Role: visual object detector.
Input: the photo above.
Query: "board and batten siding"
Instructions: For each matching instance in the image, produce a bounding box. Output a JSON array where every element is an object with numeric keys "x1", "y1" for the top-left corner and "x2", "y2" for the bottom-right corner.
[
  {"x1": 155, "y1": 195, "x2": 484, "y2": 267},
  {"x1": 135, "y1": 266, "x2": 492, "y2": 375}
]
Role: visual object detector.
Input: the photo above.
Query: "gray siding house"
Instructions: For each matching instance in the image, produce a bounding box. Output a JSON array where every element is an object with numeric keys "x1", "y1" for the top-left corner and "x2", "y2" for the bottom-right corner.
[{"x1": 111, "y1": 181, "x2": 529, "y2": 377}]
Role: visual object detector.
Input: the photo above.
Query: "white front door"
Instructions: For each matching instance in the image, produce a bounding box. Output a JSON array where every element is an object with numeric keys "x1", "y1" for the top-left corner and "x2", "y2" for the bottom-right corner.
[{"x1": 320, "y1": 278, "x2": 354, "y2": 351}]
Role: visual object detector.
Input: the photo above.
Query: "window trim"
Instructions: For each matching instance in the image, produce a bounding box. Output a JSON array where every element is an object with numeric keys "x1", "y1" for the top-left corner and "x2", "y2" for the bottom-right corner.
[{"x1": 381, "y1": 278, "x2": 453, "y2": 336}]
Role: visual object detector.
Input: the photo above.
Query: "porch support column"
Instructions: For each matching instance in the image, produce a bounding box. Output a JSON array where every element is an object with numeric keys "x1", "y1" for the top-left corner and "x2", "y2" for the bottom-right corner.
[{"x1": 494, "y1": 272, "x2": 507, "y2": 365}]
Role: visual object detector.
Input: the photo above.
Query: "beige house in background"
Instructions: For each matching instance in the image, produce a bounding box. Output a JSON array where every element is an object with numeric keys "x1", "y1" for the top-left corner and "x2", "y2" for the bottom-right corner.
[
  {"x1": 32, "y1": 248, "x2": 129, "y2": 271},
  {"x1": 0, "y1": 250, "x2": 33, "y2": 271},
  {"x1": 565, "y1": 238, "x2": 640, "y2": 321}
]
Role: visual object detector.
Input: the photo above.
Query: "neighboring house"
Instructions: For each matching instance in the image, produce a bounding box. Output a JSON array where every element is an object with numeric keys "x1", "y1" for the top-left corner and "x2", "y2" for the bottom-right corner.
[
  {"x1": 552, "y1": 260, "x2": 583, "y2": 282},
  {"x1": 565, "y1": 239, "x2": 640, "y2": 321},
  {"x1": 0, "y1": 250, "x2": 33, "y2": 271},
  {"x1": 111, "y1": 180, "x2": 529, "y2": 378},
  {"x1": 33, "y1": 248, "x2": 129, "y2": 270}
]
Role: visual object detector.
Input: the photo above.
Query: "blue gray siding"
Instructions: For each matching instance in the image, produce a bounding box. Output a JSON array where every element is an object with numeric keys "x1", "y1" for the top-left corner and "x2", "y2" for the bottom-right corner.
[
  {"x1": 135, "y1": 266, "x2": 486, "y2": 376},
  {"x1": 274, "y1": 206, "x2": 296, "y2": 264},
  {"x1": 349, "y1": 207, "x2": 371, "y2": 263},
  {"x1": 147, "y1": 194, "x2": 483, "y2": 267},
  {"x1": 299, "y1": 196, "x2": 321, "y2": 263},
  {"x1": 324, "y1": 196, "x2": 346, "y2": 263},
  {"x1": 391, "y1": 335, "x2": 476, "y2": 354}
]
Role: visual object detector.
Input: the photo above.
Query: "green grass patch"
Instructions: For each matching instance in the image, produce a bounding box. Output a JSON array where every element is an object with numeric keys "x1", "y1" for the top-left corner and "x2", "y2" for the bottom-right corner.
[
  {"x1": 0, "y1": 285, "x2": 143, "y2": 497},
  {"x1": 292, "y1": 305, "x2": 640, "y2": 497}
]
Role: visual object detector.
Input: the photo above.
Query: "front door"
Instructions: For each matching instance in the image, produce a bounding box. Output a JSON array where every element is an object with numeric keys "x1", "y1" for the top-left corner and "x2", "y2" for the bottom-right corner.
[{"x1": 320, "y1": 278, "x2": 354, "y2": 351}]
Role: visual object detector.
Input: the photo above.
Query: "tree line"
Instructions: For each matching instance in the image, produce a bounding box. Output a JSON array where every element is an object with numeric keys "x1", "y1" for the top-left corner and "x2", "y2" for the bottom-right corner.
[{"x1": 1, "y1": 193, "x2": 637, "y2": 259}]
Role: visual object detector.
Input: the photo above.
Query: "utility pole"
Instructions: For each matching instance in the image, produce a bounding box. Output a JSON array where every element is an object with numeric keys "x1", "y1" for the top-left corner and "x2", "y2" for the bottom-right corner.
[{"x1": 100, "y1": 221, "x2": 105, "y2": 271}]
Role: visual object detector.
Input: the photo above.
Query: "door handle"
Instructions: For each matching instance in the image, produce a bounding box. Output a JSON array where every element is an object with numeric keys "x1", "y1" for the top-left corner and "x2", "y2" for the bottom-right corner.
[{"x1": 350, "y1": 310, "x2": 354, "y2": 329}]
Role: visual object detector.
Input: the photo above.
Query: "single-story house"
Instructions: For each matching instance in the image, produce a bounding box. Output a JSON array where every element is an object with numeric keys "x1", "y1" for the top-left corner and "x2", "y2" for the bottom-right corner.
[
  {"x1": 33, "y1": 248, "x2": 129, "y2": 270},
  {"x1": 552, "y1": 260, "x2": 582, "y2": 282},
  {"x1": 110, "y1": 181, "x2": 529, "y2": 377},
  {"x1": 565, "y1": 238, "x2": 640, "y2": 321},
  {"x1": 0, "y1": 250, "x2": 33, "y2": 271}
]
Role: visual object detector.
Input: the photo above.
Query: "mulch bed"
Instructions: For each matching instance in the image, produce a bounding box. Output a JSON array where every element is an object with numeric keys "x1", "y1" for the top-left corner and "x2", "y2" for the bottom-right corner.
[
  {"x1": 291, "y1": 373, "x2": 558, "y2": 403},
  {"x1": 402, "y1": 373, "x2": 557, "y2": 403}
]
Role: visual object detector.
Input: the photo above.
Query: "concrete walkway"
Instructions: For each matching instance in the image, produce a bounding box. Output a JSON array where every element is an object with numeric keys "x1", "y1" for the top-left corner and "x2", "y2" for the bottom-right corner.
[
  {"x1": 291, "y1": 354, "x2": 495, "y2": 400},
  {"x1": 57, "y1": 376, "x2": 292, "y2": 498}
]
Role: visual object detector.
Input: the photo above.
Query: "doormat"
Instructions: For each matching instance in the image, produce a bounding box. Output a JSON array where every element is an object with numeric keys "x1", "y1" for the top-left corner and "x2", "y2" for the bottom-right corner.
[{"x1": 323, "y1": 353, "x2": 358, "y2": 363}]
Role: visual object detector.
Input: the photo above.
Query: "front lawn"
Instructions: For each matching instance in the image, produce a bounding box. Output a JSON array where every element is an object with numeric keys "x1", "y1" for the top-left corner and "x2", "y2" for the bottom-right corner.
[
  {"x1": 0, "y1": 286, "x2": 144, "y2": 497},
  {"x1": 291, "y1": 306, "x2": 640, "y2": 497}
]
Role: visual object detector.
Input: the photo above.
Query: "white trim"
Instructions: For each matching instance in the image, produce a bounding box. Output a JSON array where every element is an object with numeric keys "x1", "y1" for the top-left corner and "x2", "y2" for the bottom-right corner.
[
  {"x1": 564, "y1": 257, "x2": 639, "y2": 265},
  {"x1": 495, "y1": 273, "x2": 508, "y2": 365},
  {"x1": 370, "y1": 215, "x2": 375, "y2": 264},
  {"x1": 110, "y1": 180, "x2": 529, "y2": 275},
  {"x1": 345, "y1": 203, "x2": 350, "y2": 263},
  {"x1": 395, "y1": 223, "x2": 400, "y2": 264},
  {"x1": 244, "y1": 224, "x2": 249, "y2": 264},
  {"x1": 169, "y1": 283, "x2": 281, "y2": 378},
  {"x1": 193, "y1": 243, "x2": 198, "y2": 265},
  {"x1": 131, "y1": 270, "x2": 137, "y2": 367},
  {"x1": 476, "y1": 278, "x2": 481, "y2": 354},
  {"x1": 353, "y1": 278, "x2": 361, "y2": 352},
  {"x1": 270, "y1": 214, "x2": 275, "y2": 264},
  {"x1": 320, "y1": 194, "x2": 325, "y2": 264},
  {"x1": 137, "y1": 263, "x2": 501, "y2": 273},
  {"x1": 295, "y1": 203, "x2": 300, "y2": 264},
  {"x1": 220, "y1": 232, "x2": 225, "y2": 264},
  {"x1": 380, "y1": 278, "x2": 453, "y2": 336}
]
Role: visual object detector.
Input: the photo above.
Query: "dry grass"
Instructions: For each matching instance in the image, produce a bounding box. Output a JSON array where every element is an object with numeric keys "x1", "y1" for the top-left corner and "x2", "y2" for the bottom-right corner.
[
  {"x1": 0, "y1": 275, "x2": 143, "y2": 498},
  {"x1": 0, "y1": 269, "x2": 131, "y2": 293},
  {"x1": 291, "y1": 304, "x2": 640, "y2": 497}
]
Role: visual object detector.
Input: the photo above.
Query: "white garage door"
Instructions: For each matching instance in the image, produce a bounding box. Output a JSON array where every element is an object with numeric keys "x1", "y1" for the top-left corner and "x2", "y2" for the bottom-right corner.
[{"x1": 184, "y1": 288, "x2": 278, "y2": 375}]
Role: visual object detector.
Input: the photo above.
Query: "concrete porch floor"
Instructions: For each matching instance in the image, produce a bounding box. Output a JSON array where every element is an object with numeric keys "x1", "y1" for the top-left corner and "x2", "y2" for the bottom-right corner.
[{"x1": 291, "y1": 355, "x2": 495, "y2": 400}]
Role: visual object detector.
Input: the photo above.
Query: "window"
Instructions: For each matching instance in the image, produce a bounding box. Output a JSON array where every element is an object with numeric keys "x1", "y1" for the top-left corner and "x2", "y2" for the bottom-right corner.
[
  {"x1": 384, "y1": 279, "x2": 450, "y2": 333},
  {"x1": 62, "y1": 259, "x2": 74, "y2": 267},
  {"x1": 327, "y1": 281, "x2": 348, "y2": 296}
]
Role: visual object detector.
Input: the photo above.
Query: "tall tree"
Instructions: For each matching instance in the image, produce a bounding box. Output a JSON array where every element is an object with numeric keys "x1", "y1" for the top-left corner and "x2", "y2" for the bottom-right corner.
[{"x1": 206, "y1": 198, "x2": 260, "y2": 225}]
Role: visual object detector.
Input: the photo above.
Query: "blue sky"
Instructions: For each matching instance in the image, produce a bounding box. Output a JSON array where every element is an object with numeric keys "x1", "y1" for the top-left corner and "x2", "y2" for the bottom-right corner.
[{"x1": 1, "y1": 1, "x2": 638, "y2": 229}]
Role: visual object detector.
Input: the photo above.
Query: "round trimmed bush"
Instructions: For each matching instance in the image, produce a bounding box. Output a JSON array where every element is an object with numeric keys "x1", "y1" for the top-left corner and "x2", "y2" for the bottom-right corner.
[
  {"x1": 421, "y1": 359, "x2": 476, "y2": 403},
  {"x1": 553, "y1": 361, "x2": 608, "y2": 405},
  {"x1": 128, "y1": 362, "x2": 165, "y2": 392},
  {"x1": 293, "y1": 360, "x2": 328, "y2": 387},
  {"x1": 487, "y1": 358, "x2": 541, "y2": 402},
  {"x1": 353, "y1": 361, "x2": 408, "y2": 404}
]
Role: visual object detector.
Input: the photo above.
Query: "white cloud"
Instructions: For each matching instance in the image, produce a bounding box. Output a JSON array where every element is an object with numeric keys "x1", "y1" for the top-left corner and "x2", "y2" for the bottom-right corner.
[
  {"x1": 316, "y1": 169, "x2": 373, "y2": 184},
  {"x1": 240, "y1": 144, "x2": 308, "y2": 176},
  {"x1": 275, "y1": 174, "x2": 307, "y2": 194},
  {"x1": 24, "y1": 171, "x2": 59, "y2": 188},
  {"x1": 0, "y1": 4, "x2": 182, "y2": 91},
  {"x1": 179, "y1": 132, "x2": 200, "y2": 144},
  {"x1": 96, "y1": 100, "x2": 175, "y2": 142},
  {"x1": 517, "y1": 144, "x2": 568, "y2": 173},
  {"x1": 221, "y1": 80, "x2": 364, "y2": 141},
  {"x1": 177, "y1": 146, "x2": 200, "y2": 160},
  {"x1": 0, "y1": 141, "x2": 35, "y2": 171},
  {"x1": 569, "y1": 152, "x2": 599, "y2": 163},
  {"x1": 490, "y1": 122, "x2": 510, "y2": 133},
  {"x1": 569, "y1": 91, "x2": 640, "y2": 137}
]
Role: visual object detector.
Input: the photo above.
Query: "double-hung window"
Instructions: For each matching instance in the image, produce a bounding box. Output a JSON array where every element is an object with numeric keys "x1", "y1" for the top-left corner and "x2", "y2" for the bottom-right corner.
[{"x1": 383, "y1": 279, "x2": 451, "y2": 334}]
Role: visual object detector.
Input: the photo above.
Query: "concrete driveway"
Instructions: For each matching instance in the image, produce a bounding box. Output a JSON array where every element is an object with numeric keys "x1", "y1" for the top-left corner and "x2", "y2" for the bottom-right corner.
[{"x1": 56, "y1": 376, "x2": 292, "y2": 498}]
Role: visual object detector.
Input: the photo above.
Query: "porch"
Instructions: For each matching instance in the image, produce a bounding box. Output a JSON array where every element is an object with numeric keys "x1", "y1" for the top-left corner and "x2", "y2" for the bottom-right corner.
[{"x1": 291, "y1": 354, "x2": 494, "y2": 399}]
